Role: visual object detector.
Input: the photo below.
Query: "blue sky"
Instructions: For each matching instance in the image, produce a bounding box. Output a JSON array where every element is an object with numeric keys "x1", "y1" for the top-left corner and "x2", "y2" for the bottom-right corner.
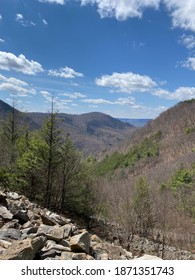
[{"x1": 1, "y1": 0, "x2": 195, "y2": 118}]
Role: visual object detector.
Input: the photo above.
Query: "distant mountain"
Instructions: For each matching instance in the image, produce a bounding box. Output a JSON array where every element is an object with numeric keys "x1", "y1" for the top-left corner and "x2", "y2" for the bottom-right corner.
[
  {"x1": 118, "y1": 118, "x2": 152, "y2": 127},
  {"x1": 0, "y1": 100, "x2": 135, "y2": 155},
  {"x1": 27, "y1": 111, "x2": 136, "y2": 155}
]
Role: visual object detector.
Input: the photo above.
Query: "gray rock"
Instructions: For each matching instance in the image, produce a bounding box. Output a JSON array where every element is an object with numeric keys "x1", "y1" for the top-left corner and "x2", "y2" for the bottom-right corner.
[
  {"x1": 8, "y1": 201, "x2": 25, "y2": 215},
  {"x1": 60, "y1": 251, "x2": 74, "y2": 260},
  {"x1": 37, "y1": 224, "x2": 64, "y2": 242},
  {"x1": 49, "y1": 213, "x2": 70, "y2": 226},
  {"x1": 0, "y1": 228, "x2": 21, "y2": 241},
  {"x1": 96, "y1": 253, "x2": 109, "y2": 260},
  {"x1": 2, "y1": 219, "x2": 20, "y2": 229},
  {"x1": 41, "y1": 249, "x2": 56, "y2": 260},
  {"x1": 7, "y1": 192, "x2": 21, "y2": 200},
  {"x1": 62, "y1": 224, "x2": 72, "y2": 238},
  {"x1": 59, "y1": 239, "x2": 70, "y2": 248},
  {"x1": 0, "y1": 236, "x2": 47, "y2": 260},
  {"x1": 70, "y1": 231, "x2": 90, "y2": 254},
  {"x1": 41, "y1": 214, "x2": 56, "y2": 226},
  {"x1": 72, "y1": 253, "x2": 87, "y2": 260},
  {"x1": 0, "y1": 206, "x2": 13, "y2": 220},
  {"x1": 47, "y1": 244, "x2": 71, "y2": 252}
]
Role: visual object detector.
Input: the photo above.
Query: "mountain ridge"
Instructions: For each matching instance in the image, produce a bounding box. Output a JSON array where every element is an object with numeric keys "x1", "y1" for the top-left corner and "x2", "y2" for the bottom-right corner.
[{"x1": 0, "y1": 100, "x2": 135, "y2": 155}]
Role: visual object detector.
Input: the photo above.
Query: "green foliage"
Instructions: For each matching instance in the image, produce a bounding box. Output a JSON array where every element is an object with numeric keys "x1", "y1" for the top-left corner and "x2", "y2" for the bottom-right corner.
[
  {"x1": 184, "y1": 127, "x2": 195, "y2": 134},
  {"x1": 132, "y1": 176, "x2": 153, "y2": 236},
  {"x1": 165, "y1": 164, "x2": 195, "y2": 219},
  {"x1": 169, "y1": 165, "x2": 194, "y2": 190},
  {"x1": 93, "y1": 132, "x2": 161, "y2": 176},
  {"x1": 179, "y1": 99, "x2": 195, "y2": 104}
]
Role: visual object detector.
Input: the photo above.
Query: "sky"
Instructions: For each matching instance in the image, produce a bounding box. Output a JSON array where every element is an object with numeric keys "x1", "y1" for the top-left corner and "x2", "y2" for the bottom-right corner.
[{"x1": 1, "y1": 0, "x2": 195, "y2": 118}]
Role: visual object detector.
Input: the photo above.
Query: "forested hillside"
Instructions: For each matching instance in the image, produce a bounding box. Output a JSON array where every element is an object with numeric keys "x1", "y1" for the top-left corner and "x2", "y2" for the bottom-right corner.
[
  {"x1": 0, "y1": 99, "x2": 195, "y2": 257},
  {"x1": 90, "y1": 99, "x2": 195, "y2": 253}
]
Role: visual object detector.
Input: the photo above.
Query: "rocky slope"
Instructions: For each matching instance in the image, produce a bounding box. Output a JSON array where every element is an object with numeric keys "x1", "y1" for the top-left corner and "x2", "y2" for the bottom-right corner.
[
  {"x1": 0, "y1": 189, "x2": 194, "y2": 260},
  {"x1": 0, "y1": 189, "x2": 163, "y2": 260}
]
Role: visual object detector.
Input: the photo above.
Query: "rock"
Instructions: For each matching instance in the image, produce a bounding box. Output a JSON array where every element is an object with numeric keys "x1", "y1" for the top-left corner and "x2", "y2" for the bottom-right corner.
[
  {"x1": 0, "y1": 239, "x2": 11, "y2": 249},
  {"x1": 70, "y1": 231, "x2": 90, "y2": 254},
  {"x1": 13, "y1": 210, "x2": 29, "y2": 224},
  {"x1": 37, "y1": 224, "x2": 64, "y2": 242},
  {"x1": 41, "y1": 212, "x2": 70, "y2": 226},
  {"x1": 0, "y1": 217, "x2": 3, "y2": 228},
  {"x1": 0, "y1": 191, "x2": 8, "y2": 207},
  {"x1": 72, "y1": 253, "x2": 87, "y2": 260},
  {"x1": 0, "y1": 236, "x2": 47, "y2": 260},
  {"x1": 62, "y1": 224, "x2": 73, "y2": 238},
  {"x1": 0, "y1": 228, "x2": 21, "y2": 241},
  {"x1": 124, "y1": 249, "x2": 133, "y2": 259},
  {"x1": 136, "y1": 254, "x2": 162, "y2": 260},
  {"x1": 97, "y1": 253, "x2": 109, "y2": 260},
  {"x1": 91, "y1": 234, "x2": 102, "y2": 243},
  {"x1": 60, "y1": 252, "x2": 74, "y2": 260},
  {"x1": 7, "y1": 192, "x2": 21, "y2": 200},
  {"x1": 8, "y1": 201, "x2": 25, "y2": 215},
  {"x1": 0, "y1": 206, "x2": 13, "y2": 220},
  {"x1": 49, "y1": 213, "x2": 70, "y2": 226},
  {"x1": 41, "y1": 214, "x2": 56, "y2": 226},
  {"x1": 59, "y1": 239, "x2": 70, "y2": 247},
  {"x1": 45, "y1": 243, "x2": 71, "y2": 252},
  {"x1": 41, "y1": 249, "x2": 56, "y2": 260},
  {"x1": 2, "y1": 219, "x2": 20, "y2": 229},
  {"x1": 93, "y1": 242, "x2": 127, "y2": 260},
  {"x1": 22, "y1": 221, "x2": 33, "y2": 229}
]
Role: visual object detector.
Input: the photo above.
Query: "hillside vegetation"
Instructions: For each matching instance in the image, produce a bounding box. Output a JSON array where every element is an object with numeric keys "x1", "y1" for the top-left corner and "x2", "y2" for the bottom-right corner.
[
  {"x1": 90, "y1": 99, "x2": 195, "y2": 253},
  {"x1": 0, "y1": 99, "x2": 195, "y2": 256}
]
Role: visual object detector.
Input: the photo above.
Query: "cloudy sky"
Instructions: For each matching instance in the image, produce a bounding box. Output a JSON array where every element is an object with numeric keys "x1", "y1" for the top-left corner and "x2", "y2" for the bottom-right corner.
[{"x1": 1, "y1": 0, "x2": 195, "y2": 118}]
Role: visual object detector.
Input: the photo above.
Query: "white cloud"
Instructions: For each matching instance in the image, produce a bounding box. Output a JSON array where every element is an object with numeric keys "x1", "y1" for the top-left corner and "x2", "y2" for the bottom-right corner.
[
  {"x1": 38, "y1": 0, "x2": 65, "y2": 4},
  {"x1": 82, "y1": 98, "x2": 114, "y2": 105},
  {"x1": 0, "y1": 74, "x2": 28, "y2": 87},
  {"x1": 61, "y1": 92, "x2": 86, "y2": 99},
  {"x1": 0, "y1": 15, "x2": 2, "y2": 21},
  {"x1": 0, "y1": 74, "x2": 36, "y2": 96},
  {"x1": 15, "y1": 13, "x2": 36, "y2": 27},
  {"x1": 82, "y1": 96, "x2": 141, "y2": 107},
  {"x1": 48, "y1": 66, "x2": 84, "y2": 79},
  {"x1": 0, "y1": 38, "x2": 5, "y2": 43},
  {"x1": 79, "y1": 1, "x2": 195, "y2": 32},
  {"x1": 0, "y1": 51, "x2": 43, "y2": 75},
  {"x1": 180, "y1": 34, "x2": 195, "y2": 49},
  {"x1": 16, "y1": 13, "x2": 24, "y2": 23},
  {"x1": 42, "y1": 19, "x2": 48, "y2": 25},
  {"x1": 81, "y1": 0, "x2": 160, "y2": 20},
  {"x1": 182, "y1": 57, "x2": 195, "y2": 70},
  {"x1": 40, "y1": 90, "x2": 71, "y2": 110},
  {"x1": 164, "y1": 0, "x2": 195, "y2": 31},
  {"x1": 96, "y1": 72, "x2": 157, "y2": 93},
  {"x1": 154, "y1": 87, "x2": 195, "y2": 101}
]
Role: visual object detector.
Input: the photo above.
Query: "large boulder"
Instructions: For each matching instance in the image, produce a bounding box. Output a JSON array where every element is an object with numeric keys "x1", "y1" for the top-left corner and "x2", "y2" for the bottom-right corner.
[
  {"x1": 0, "y1": 236, "x2": 47, "y2": 260},
  {"x1": 0, "y1": 206, "x2": 13, "y2": 220},
  {"x1": 36, "y1": 224, "x2": 64, "y2": 242},
  {"x1": 70, "y1": 231, "x2": 90, "y2": 254},
  {"x1": 0, "y1": 228, "x2": 21, "y2": 241}
]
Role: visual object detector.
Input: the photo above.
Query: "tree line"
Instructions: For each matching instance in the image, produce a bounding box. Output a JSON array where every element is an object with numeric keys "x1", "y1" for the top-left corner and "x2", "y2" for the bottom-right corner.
[{"x1": 0, "y1": 100, "x2": 94, "y2": 217}]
